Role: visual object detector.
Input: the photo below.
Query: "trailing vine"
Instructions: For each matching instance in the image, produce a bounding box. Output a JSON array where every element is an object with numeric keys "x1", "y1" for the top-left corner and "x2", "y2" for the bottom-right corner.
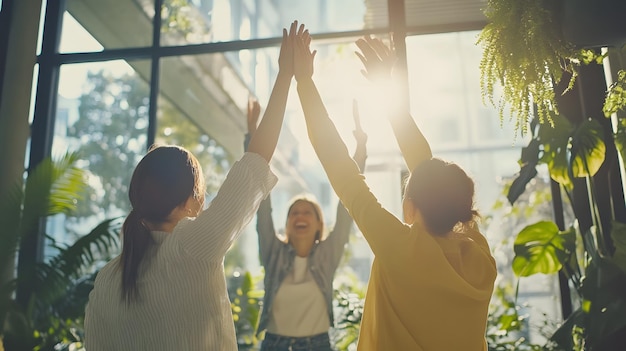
[{"x1": 477, "y1": 0, "x2": 579, "y2": 136}]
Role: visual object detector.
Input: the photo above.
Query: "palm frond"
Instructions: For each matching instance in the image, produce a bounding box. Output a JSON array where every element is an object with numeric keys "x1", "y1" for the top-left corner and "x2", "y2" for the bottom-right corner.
[{"x1": 49, "y1": 217, "x2": 121, "y2": 280}]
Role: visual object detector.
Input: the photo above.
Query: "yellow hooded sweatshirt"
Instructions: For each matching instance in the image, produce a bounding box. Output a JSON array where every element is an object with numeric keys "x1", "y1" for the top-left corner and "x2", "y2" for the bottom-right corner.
[{"x1": 298, "y1": 78, "x2": 497, "y2": 351}]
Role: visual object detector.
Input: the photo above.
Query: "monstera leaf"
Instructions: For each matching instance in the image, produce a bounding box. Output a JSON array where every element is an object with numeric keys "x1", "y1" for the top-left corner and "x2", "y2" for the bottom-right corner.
[
  {"x1": 541, "y1": 116, "x2": 605, "y2": 189},
  {"x1": 569, "y1": 118, "x2": 606, "y2": 178},
  {"x1": 512, "y1": 221, "x2": 577, "y2": 277}
]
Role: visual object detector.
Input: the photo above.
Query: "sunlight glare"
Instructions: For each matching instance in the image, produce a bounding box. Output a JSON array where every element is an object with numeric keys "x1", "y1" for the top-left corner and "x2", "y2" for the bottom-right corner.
[{"x1": 288, "y1": 42, "x2": 407, "y2": 171}]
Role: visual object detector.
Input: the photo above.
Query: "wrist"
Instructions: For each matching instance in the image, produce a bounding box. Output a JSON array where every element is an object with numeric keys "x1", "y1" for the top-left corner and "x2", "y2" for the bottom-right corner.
[
  {"x1": 277, "y1": 70, "x2": 293, "y2": 80},
  {"x1": 296, "y1": 76, "x2": 314, "y2": 85}
]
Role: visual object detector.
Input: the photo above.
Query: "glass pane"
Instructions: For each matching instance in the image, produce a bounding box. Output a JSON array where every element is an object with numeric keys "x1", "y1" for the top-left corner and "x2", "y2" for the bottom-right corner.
[
  {"x1": 62, "y1": 0, "x2": 153, "y2": 53},
  {"x1": 52, "y1": 59, "x2": 151, "y2": 236},
  {"x1": 158, "y1": 51, "x2": 262, "y2": 160},
  {"x1": 406, "y1": 32, "x2": 521, "y2": 151},
  {"x1": 160, "y1": 0, "x2": 380, "y2": 46},
  {"x1": 406, "y1": 31, "x2": 525, "y2": 214}
]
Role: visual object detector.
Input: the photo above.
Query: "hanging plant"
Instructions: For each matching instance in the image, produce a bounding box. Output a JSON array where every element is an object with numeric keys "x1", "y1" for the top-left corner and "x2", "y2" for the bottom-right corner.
[{"x1": 477, "y1": 0, "x2": 593, "y2": 136}]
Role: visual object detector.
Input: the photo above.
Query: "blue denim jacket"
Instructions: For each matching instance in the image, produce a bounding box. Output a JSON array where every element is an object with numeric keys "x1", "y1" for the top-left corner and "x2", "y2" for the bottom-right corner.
[{"x1": 255, "y1": 194, "x2": 353, "y2": 336}]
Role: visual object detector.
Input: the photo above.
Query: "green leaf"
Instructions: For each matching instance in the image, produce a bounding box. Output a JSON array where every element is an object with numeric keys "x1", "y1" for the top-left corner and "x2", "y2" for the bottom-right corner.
[
  {"x1": 538, "y1": 115, "x2": 575, "y2": 189},
  {"x1": 603, "y1": 70, "x2": 626, "y2": 117},
  {"x1": 569, "y1": 119, "x2": 605, "y2": 178},
  {"x1": 548, "y1": 148, "x2": 573, "y2": 189},
  {"x1": 512, "y1": 221, "x2": 577, "y2": 277},
  {"x1": 507, "y1": 164, "x2": 538, "y2": 205}
]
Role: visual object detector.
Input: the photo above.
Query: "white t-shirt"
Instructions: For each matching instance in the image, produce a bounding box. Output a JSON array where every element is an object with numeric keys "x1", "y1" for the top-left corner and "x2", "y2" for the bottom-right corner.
[{"x1": 267, "y1": 256, "x2": 330, "y2": 337}]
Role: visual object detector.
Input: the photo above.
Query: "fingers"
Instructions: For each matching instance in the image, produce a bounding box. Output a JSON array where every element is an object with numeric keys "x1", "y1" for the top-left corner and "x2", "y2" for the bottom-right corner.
[
  {"x1": 355, "y1": 51, "x2": 367, "y2": 67},
  {"x1": 297, "y1": 22, "x2": 305, "y2": 37},
  {"x1": 355, "y1": 38, "x2": 379, "y2": 62},
  {"x1": 371, "y1": 37, "x2": 391, "y2": 58},
  {"x1": 289, "y1": 20, "x2": 298, "y2": 37}
]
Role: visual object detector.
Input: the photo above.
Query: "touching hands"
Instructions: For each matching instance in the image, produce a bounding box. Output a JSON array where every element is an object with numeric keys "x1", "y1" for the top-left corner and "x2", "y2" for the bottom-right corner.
[
  {"x1": 247, "y1": 98, "x2": 261, "y2": 135},
  {"x1": 278, "y1": 21, "x2": 298, "y2": 77},
  {"x1": 355, "y1": 35, "x2": 396, "y2": 84},
  {"x1": 294, "y1": 24, "x2": 317, "y2": 82}
]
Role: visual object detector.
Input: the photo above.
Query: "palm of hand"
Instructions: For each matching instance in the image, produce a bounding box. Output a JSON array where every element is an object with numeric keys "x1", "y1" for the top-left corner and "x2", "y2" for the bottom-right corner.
[{"x1": 355, "y1": 37, "x2": 395, "y2": 85}]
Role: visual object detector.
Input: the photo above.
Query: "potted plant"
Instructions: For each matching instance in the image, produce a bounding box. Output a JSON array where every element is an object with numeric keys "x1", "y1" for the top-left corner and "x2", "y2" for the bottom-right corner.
[{"x1": 0, "y1": 152, "x2": 121, "y2": 350}]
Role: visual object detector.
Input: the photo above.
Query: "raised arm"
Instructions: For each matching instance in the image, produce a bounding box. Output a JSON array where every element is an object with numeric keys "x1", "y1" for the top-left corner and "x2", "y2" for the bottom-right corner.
[
  {"x1": 246, "y1": 20, "x2": 298, "y2": 162},
  {"x1": 294, "y1": 29, "x2": 409, "y2": 261},
  {"x1": 244, "y1": 98, "x2": 280, "y2": 267},
  {"x1": 322, "y1": 101, "x2": 368, "y2": 268},
  {"x1": 355, "y1": 35, "x2": 432, "y2": 172},
  {"x1": 352, "y1": 99, "x2": 368, "y2": 172},
  {"x1": 293, "y1": 29, "x2": 352, "y2": 181}
]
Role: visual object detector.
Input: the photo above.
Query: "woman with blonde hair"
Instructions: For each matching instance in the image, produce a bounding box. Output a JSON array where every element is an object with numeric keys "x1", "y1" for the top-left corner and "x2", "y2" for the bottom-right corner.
[{"x1": 245, "y1": 92, "x2": 367, "y2": 351}]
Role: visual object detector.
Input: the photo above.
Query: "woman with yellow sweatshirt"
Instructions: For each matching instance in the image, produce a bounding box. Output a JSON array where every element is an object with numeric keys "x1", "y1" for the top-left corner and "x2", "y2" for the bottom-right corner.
[{"x1": 293, "y1": 31, "x2": 497, "y2": 351}]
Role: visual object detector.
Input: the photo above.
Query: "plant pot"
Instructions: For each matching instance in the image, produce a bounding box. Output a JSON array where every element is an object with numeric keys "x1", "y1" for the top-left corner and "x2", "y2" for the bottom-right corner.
[{"x1": 561, "y1": 0, "x2": 626, "y2": 48}]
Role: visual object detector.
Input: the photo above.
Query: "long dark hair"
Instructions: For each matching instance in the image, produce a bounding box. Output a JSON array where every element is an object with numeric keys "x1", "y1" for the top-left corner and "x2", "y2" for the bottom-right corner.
[
  {"x1": 120, "y1": 145, "x2": 205, "y2": 302},
  {"x1": 405, "y1": 158, "x2": 478, "y2": 236}
]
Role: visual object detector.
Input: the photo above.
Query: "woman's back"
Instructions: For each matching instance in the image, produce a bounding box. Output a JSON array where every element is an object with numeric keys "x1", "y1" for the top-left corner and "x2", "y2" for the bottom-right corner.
[
  {"x1": 85, "y1": 232, "x2": 237, "y2": 350},
  {"x1": 355, "y1": 221, "x2": 496, "y2": 351}
]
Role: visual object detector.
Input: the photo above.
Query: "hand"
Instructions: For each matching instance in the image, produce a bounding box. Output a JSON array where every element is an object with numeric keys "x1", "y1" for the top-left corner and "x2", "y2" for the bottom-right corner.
[
  {"x1": 355, "y1": 35, "x2": 396, "y2": 84},
  {"x1": 247, "y1": 98, "x2": 261, "y2": 135},
  {"x1": 352, "y1": 99, "x2": 368, "y2": 146},
  {"x1": 278, "y1": 21, "x2": 298, "y2": 76},
  {"x1": 294, "y1": 24, "x2": 317, "y2": 82}
]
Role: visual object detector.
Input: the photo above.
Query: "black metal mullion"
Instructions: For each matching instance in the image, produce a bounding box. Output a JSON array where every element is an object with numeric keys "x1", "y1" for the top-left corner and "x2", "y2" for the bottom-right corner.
[
  {"x1": 388, "y1": 0, "x2": 410, "y2": 118},
  {"x1": 17, "y1": 0, "x2": 66, "y2": 308},
  {"x1": 147, "y1": 0, "x2": 163, "y2": 148},
  {"x1": 53, "y1": 27, "x2": 392, "y2": 66}
]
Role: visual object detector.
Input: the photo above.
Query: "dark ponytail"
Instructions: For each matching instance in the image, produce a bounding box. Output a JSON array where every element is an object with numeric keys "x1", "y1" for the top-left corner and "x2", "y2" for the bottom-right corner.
[{"x1": 121, "y1": 209, "x2": 154, "y2": 302}]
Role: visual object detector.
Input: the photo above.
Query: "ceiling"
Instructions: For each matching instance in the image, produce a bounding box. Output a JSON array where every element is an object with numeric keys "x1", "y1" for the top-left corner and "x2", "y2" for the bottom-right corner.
[{"x1": 365, "y1": 0, "x2": 488, "y2": 34}]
